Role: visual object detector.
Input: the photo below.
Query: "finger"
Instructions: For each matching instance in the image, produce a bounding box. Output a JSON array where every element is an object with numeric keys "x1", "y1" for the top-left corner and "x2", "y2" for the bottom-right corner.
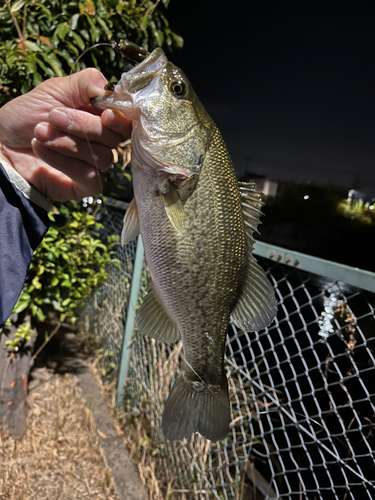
[
  {"x1": 46, "y1": 68, "x2": 108, "y2": 109},
  {"x1": 48, "y1": 108, "x2": 125, "y2": 148},
  {"x1": 34, "y1": 123, "x2": 113, "y2": 169},
  {"x1": 80, "y1": 103, "x2": 104, "y2": 116},
  {"x1": 101, "y1": 109, "x2": 132, "y2": 138},
  {"x1": 31, "y1": 138, "x2": 105, "y2": 196}
]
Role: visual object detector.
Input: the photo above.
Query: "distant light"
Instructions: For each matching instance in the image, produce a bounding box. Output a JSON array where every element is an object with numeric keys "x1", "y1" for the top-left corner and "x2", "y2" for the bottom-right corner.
[
  {"x1": 304, "y1": 195, "x2": 309, "y2": 200},
  {"x1": 370, "y1": 205, "x2": 374, "y2": 210}
]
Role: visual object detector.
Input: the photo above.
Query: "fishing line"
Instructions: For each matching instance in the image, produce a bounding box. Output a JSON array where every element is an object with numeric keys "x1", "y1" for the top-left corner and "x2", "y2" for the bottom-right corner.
[
  {"x1": 68, "y1": 42, "x2": 120, "y2": 235},
  {"x1": 179, "y1": 354, "x2": 232, "y2": 410}
]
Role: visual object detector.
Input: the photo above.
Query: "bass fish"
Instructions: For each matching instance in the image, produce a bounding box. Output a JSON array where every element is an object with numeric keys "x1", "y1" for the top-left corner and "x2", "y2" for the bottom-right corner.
[{"x1": 93, "y1": 42, "x2": 277, "y2": 442}]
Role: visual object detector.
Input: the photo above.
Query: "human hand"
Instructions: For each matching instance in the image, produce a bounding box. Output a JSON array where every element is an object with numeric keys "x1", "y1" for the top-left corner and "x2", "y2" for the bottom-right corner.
[{"x1": 0, "y1": 68, "x2": 131, "y2": 201}]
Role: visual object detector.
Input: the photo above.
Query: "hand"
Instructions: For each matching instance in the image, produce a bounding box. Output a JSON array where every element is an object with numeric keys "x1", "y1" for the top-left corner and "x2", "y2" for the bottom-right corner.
[{"x1": 0, "y1": 68, "x2": 131, "y2": 201}]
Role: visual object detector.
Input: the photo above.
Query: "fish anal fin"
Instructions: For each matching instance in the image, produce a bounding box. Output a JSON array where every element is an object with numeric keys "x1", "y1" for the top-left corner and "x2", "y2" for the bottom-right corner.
[
  {"x1": 162, "y1": 372, "x2": 230, "y2": 442},
  {"x1": 135, "y1": 286, "x2": 179, "y2": 344},
  {"x1": 121, "y1": 198, "x2": 140, "y2": 246},
  {"x1": 231, "y1": 254, "x2": 277, "y2": 332}
]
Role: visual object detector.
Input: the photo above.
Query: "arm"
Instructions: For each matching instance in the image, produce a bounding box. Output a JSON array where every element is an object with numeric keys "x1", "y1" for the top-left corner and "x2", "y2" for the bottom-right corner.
[{"x1": 0, "y1": 68, "x2": 131, "y2": 326}]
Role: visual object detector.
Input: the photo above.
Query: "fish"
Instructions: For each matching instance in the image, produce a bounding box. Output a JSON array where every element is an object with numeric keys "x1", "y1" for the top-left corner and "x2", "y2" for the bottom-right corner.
[{"x1": 92, "y1": 42, "x2": 277, "y2": 442}]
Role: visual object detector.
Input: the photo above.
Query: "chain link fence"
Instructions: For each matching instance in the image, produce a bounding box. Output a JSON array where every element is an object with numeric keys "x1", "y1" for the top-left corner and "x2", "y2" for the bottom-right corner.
[{"x1": 82, "y1": 200, "x2": 375, "y2": 499}]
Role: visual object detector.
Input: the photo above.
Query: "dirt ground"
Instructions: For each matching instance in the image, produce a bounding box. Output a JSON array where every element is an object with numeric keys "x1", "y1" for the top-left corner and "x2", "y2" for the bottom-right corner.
[{"x1": 0, "y1": 367, "x2": 119, "y2": 500}]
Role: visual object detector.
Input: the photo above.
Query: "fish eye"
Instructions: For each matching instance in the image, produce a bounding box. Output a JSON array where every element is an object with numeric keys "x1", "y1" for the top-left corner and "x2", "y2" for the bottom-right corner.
[{"x1": 170, "y1": 80, "x2": 187, "y2": 97}]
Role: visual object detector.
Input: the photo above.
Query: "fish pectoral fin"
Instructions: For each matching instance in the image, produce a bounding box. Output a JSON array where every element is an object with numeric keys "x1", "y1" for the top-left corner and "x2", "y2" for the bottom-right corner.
[
  {"x1": 121, "y1": 198, "x2": 140, "y2": 246},
  {"x1": 135, "y1": 286, "x2": 180, "y2": 344},
  {"x1": 231, "y1": 254, "x2": 277, "y2": 332},
  {"x1": 238, "y1": 181, "x2": 265, "y2": 249},
  {"x1": 160, "y1": 183, "x2": 185, "y2": 233}
]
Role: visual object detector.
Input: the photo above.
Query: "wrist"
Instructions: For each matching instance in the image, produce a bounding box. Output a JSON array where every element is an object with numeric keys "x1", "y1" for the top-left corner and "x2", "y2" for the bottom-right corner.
[{"x1": 0, "y1": 151, "x2": 52, "y2": 212}]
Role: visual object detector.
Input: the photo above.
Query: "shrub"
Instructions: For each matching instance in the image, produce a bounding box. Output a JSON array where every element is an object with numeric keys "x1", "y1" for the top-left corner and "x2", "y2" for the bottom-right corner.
[
  {"x1": 0, "y1": 0, "x2": 183, "y2": 104},
  {"x1": 13, "y1": 202, "x2": 120, "y2": 324}
]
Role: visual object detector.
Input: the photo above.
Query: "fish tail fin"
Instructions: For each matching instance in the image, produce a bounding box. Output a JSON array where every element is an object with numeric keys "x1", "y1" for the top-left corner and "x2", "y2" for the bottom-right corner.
[{"x1": 161, "y1": 373, "x2": 230, "y2": 442}]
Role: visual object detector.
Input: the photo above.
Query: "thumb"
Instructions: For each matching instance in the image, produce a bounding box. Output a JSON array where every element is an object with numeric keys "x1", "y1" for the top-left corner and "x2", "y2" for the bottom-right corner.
[{"x1": 44, "y1": 68, "x2": 108, "y2": 109}]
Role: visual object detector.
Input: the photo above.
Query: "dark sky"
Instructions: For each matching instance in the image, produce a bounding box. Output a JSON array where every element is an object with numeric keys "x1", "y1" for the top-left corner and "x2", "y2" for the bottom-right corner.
[{"x1": 166, "y1": 4, "x2": 375, "y2": 195}]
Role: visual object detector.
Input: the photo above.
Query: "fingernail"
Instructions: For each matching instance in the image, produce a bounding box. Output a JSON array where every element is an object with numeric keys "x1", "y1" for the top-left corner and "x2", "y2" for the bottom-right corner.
[
  {"x1": 49, "y1": 108, "x2": 72, "y2": 129},
  {"x1": 34, "y1": 123, "x2": 57, "y2": 144}
]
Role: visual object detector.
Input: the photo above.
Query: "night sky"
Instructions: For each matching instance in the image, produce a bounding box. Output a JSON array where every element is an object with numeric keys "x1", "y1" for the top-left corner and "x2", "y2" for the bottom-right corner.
[{"x1": 166, "y1": 5, "x2": 375, "y2": 195}]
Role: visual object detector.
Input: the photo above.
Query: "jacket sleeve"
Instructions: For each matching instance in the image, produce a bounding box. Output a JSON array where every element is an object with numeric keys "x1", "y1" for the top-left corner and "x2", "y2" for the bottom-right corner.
[{"x1": 0, "y1": 160, "x2": 51, "y2": 326}]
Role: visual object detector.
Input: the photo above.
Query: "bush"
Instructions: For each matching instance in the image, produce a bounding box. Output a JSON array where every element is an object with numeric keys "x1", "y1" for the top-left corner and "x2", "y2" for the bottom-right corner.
[
  {"x1": 12, "y1": 202, "x2": 120, "y2": 324},
  {"x1": 0, "y1": 0, "x2": 183, "y2": 104}
]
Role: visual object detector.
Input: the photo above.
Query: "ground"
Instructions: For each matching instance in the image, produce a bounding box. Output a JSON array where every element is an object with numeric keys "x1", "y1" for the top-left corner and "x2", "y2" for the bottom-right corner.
[{"x1": 0, "y1": 366, "x2": 119, "y2": 500}]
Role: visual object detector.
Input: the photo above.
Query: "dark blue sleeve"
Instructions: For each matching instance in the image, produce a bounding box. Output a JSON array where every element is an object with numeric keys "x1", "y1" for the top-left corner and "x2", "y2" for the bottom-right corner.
[{"x1": 0, "y1": 163, "x2": 50, "y2": 326}]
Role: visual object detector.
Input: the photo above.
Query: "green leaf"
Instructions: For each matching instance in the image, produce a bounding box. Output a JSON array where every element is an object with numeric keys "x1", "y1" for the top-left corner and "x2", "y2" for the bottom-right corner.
[
  {"x1": 172, "y1": 33, "x2": 184, "y2": 48},
  {"x1": 10, "y1": 0, "x2": 25, "y2": 13},
  {"x1": 6, "y1": 55, "x2": 17, "y2": 69},
  {"x1": 96, "y1": 17, "x2": 112, "y2": 40},
  {"x1": 36, "y1": 55, "x2": 56, "y2": 78},
  {"x1": 155, "y1": 30, "x2": 164, "y2": 46},
  {"x1": 19, "y1": 293, "x2": 31, "y2": 301},
  {"x1": 13, "y1": 301, "x2": 29, "y2": 313},
  {"x1": 141, "y1": 15, "x2": 148, "y2": 30},
  {"x1": 33, "y1": 71, "x2": 44, "y2": 85},
  {"x1": 86, "y1": 15, "x2": 100, "y2": 42},
  {"x1": 56, "y1": 23, "x2": 70, "y2": 40},
  {"x1": 71, "y1": 13, "x2": 80, "y2": 31},
  {"x1": 36, "y1": 307, "x2": 46, "y2": 321},
  {"x1": 69, "y1": 31, "x2": 86, "y2": 51},
  {"x1": 32, "y1": 276, "x2": 42, "y2": 289},
  {"x1": 40, "y1": 52, "x2": 64, "y2": 77},
  {"x1": 33, "y1": 3, "x2": 53, "y2": 21},
  {"x1": 51, "y1": 277, "x2": 59, "y2": 287},
  {"x1": 25, "y1": 40, "x2": 42, "y2": 52}
]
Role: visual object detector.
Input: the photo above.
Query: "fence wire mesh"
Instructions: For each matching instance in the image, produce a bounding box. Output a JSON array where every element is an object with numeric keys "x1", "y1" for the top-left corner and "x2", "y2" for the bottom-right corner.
[{"x1": 83, "y1": 201, "x2": 375, "y2": 500}]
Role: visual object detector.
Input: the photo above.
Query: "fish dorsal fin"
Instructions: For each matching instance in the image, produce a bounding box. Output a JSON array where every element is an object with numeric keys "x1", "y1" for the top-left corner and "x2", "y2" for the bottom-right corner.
[
  {"x1": 121, "y1": 198, "x2": 140, "y2": 246},
  {"x1": 135, "y1": 285, "x2": 180, "y2": 344},
  {"x1": 238, "y1": 181, "x2": 264, "y2": 249},
  {"x1": 233, "y1": 182, "x2": 277, "y2": 331},
  {"x1": 159, "y1": 181, "x2": 185, "y2": 233},
  {"x1": 231, "y1": 254, "x2": 277, "y2": 332}
]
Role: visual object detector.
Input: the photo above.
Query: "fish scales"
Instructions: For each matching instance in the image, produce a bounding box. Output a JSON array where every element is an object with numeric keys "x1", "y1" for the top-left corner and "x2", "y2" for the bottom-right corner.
[
  {"x1": 92, "y1": 43, "x2": 277, "y2": 442},
  {"x1": 133, "y1": 126, "x2": 245, "y2": 381}
]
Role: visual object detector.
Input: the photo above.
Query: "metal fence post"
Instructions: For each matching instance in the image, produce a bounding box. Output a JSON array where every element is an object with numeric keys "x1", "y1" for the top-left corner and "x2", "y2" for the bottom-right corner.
[{"x1": 116, "y1": 235, "x2": 144, "y2": 408}]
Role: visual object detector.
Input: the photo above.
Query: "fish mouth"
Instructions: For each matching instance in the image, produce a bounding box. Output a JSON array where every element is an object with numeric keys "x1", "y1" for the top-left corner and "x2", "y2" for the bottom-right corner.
[{"x1": 91, "y1": 45, "x2": 167, "y2": 116}]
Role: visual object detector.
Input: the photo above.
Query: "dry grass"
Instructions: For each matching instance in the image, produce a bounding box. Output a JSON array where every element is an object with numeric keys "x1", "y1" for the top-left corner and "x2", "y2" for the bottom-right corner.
[
  {"x1": 88, "y1": 357, "x2": 170, "y2": 500},
  {"x1": 0, "y1": 368, "x2": 119, "y2": 500},
  {"x1": 87, "y1": 349, "x2": 272, "y2": 500}
]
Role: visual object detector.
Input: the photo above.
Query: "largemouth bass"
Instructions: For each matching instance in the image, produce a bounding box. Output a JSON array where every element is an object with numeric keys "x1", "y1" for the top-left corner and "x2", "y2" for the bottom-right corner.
[{"x1": 93, "y1": 43, "x2": 277, "y2": 442}]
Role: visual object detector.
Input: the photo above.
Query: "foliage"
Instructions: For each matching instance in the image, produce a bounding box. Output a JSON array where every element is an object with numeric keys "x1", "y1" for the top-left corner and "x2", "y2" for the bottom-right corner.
[
  {"x1": 4, "y1": 321, "x2": 34, "y2": 352},
  {"x1": 12, "y1": 202, "x2": 120, "y2": 324},
  {"x1": 337, "y1": 198, "x2": 375, "y2": 225},
  {"x1": 0, "y1": 0, "x2": 183, "y2": 104},
  {"x1": 97, "y1": 347, "x2": 117, "y2": 379}
]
